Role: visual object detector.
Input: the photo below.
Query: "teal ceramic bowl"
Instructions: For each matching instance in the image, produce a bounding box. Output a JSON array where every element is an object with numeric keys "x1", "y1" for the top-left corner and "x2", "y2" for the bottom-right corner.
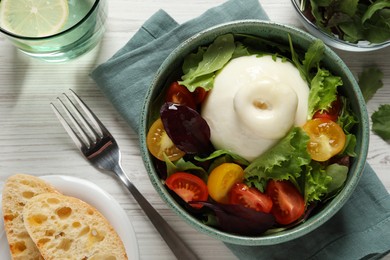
[{"x1": 139, "y1": 20, "x2": 369, "y2": 245}]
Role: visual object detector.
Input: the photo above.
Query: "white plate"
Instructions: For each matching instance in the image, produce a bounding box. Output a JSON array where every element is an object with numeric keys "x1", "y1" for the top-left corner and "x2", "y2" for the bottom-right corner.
[{"x1": 0, "y1": 175, "x2": 139, "y2": 260}]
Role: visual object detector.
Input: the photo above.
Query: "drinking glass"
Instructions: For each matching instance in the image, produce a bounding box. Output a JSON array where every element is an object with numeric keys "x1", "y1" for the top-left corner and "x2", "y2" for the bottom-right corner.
[{"x1": 0, "y1": 0, "x2": 108, "y2": 62}]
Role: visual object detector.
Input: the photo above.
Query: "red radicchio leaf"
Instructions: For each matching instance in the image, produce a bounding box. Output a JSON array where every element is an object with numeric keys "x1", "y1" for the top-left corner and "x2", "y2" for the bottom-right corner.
[
  {"x1": 160, "y1": 102, "x2": 213, "y2": 155},
  {"x1": 190, "y1": 201, "x2": 276, "y2": 236}
]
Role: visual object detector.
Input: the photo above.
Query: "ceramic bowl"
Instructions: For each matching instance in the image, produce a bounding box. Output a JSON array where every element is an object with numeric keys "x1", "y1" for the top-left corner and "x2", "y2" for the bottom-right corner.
[
  {"x1": 291, "y1": 0, "x2": 390, "y2": 52},
  {"x1": 139, "y1": 20, "x2": 369, "y2": 245}
]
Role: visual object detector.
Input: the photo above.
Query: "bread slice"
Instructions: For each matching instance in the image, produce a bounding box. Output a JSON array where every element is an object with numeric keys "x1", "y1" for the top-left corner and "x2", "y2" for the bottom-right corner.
[
  {"x1": 2, "y1": 174, "x2": 58, "y2": 260},
  {"x1": 23, "y1": 192, "x2": 128, "y2": 260}
]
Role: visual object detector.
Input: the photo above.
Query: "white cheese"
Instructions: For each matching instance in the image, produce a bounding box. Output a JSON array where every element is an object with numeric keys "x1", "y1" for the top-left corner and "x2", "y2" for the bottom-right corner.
[{"x1": 201, "y1": 55, "x2": 309, "y2": 161}]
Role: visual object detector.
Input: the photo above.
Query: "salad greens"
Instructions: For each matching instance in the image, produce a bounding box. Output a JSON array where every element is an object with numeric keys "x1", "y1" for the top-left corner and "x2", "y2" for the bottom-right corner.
[
  {"x1": 244, "y1": 128, "x2": 311, "y2": 193},
  {"x1": 179, "y1": 34, "x2": 236, "y2": 92},
  {"x1": 337, "y1": 96, "x2": 358, "y2": 157},
  {"x1": 155, "y1": 33, "x2": 358, "y2": 235},
  {"x1": 372, "y1": 104, "x2": 390, "y2": 140},
  {"x1": 307, "y1": 68, "x2": 342, "y2": 118},
  {"x1": 358, "y1": 66, "x2": 384, "y2": 102},
  {"x1": 357, "y1": 66, "x2": 390, "y2": 141},
  {"x1": 180, "y1": 35, "x2": 357, "y2": 202},
  {"x1": 301, "y1": 0, "x2": 390, "y2": 43}
]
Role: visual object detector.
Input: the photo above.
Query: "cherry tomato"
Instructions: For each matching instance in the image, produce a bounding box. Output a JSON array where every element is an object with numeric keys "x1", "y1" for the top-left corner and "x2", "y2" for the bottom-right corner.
[
  {"x1": 165, "y1": 82, "x2": 196, "y2": 110},
  {"x1": 229, "y1": 183, "x2": 273, "y2": 213},
  {"x1": 193, "y1": 87, "x2": 208, "y2": 104},
  {"x1": 165, "y1": 172, "x2": 208, "y2": 208},
  {"x1": 207, "y1": 163, "x2": 244, "y2": 204},
  {"x1": 265, "y1": 180, "x2": 305, "y2": 225},
  {"x1": 146, "y1": 118, "x2": 185, "y2": 161},
  {"x1": 303, "y1": 118, "x2": 346, "y2": 162},
  {"x1": 312, "y1": 96, "x2": 342, "y2": 121}
]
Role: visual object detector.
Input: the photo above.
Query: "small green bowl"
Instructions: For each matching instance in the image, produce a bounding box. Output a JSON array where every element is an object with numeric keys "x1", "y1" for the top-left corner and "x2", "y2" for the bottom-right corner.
[
  {"x1": 290, "y1": 0, "x2": 390, "y2": 52},
  {"x1": 139, "y1": 20, "x2": 369, "y2": 245}
]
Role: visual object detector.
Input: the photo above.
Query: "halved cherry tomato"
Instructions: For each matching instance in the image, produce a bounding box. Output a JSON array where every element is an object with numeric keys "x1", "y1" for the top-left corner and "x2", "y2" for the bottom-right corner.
[
  {"x1": 265, "y1": 180, "x2": 305, "y2": 225},
  {"x1": 229, "y1": 183, "x2": 273, "y2": 213},
  {"x1": 165, "y1": 172, "x2": 208, "y2": 208},
  {"x1": 146, "y1": 118, "x2": 185, "y2": 161},
  {"x1": 312, "y1": 96, "x2": 342, "y2": 121},
  {"x1": 207, "y1": 163, "x2": 244, "y2": 204},
  {"x1": 303, "y1": 118, "x2": 346, "y2": 162},
  {"x1": 193, "y1": 87, "x2": 208, "y2": 104},
  {"x1": 165, "y1": 82, "x2": 196, "y2": 110}
]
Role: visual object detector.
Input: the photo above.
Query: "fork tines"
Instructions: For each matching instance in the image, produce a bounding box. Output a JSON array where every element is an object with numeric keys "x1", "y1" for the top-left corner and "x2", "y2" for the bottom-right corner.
[{"x1": 50, "y1": 89, "x2": 109, "y2": 152}]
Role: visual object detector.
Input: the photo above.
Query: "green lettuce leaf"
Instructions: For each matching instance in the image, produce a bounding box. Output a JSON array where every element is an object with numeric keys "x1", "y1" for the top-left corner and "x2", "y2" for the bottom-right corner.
[
  {"x1": 371, "y1": 104, "x2": 390, "y2": 140},
  {"x1": 179, "y1": 34, "x2": 236, "y2": 92},
  {"x1": 304, "y1": 162, "x2": 332, "y2": 203},
  {"x1": 164, "y1": 155, "x2": 208, "y2": 182},
  {"x1": 194, "y1": 149, "x2": 250, "y2": 166},
  {"x1": 362, "y1": 0, "x2": 390, "y2": 23},
  {"x1": 307, "y1": 68, "x2": 342, "y2": 118},
  {"x1": 302, "y1": 39, "x2": 325, "y2": 80},
  {"x1": 325, "y1": 163, "x2": 348, "y2": 194},
  {"x1": 244, "y1": 127, "x2": 311, "y2": 192},
  {"x1": 337, "y1": 96, "x2": 358, "y2": 156},
  {"x1": 304, "y1": 162, "x2": 348, "y2": 203}
]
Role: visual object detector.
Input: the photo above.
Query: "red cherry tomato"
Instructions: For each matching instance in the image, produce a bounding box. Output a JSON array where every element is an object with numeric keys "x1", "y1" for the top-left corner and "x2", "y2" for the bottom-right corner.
[
  {"x1": 265, "y1": 180, "x2": 305, "y2": 225},
  {"x1": 165, "y1": 82, "x2": 196, "y2": 110},
  {"x1": 193, "y1": 87, "x2": 208, "y2": 104},
  {"x1": 165, "y1": 172, "x2": 208, "y2": 208},
  {"x1": 229, "y1": 183, "x2": 273, "y2": 213},
  {"x1": 312, "y1": 96, "x2": 342, "y2": 121}
]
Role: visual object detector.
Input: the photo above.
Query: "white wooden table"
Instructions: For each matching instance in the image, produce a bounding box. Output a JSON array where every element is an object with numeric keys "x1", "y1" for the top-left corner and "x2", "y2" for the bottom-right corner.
[{"x1": 0, "y1": 1, "x2": 389, "y2": 259}]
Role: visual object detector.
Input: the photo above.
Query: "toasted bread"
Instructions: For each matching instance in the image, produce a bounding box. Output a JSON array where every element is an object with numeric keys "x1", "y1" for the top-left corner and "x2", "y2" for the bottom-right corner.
[
  {"x1": 23, "y1": 192, "x2": 128, "y2": 260},
  {"x1": 1, "y1": 174, "x2": 58, "y2": 260}
]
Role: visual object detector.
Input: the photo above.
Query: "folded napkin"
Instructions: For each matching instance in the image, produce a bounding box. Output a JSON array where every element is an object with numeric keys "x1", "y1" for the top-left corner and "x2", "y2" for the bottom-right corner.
[{"x1": 91, "y1": 0, "x2": 390, "y2": 259}]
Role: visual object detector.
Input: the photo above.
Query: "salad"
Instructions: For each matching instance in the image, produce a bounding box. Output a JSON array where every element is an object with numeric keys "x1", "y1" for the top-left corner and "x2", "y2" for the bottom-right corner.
[
  {"x1": 146, "y1": 33, "x2": 358, "y2": 235},
  {"x1": 299, "y1": 0, "x2": 390, "y2": 44}
]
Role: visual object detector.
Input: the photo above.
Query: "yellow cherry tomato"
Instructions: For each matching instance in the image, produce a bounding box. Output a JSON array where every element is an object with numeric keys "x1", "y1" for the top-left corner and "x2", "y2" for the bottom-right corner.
[
  {"x1": 146, "y1": 118, "x2": 185, "y2": 161},
  {"x1": 207, "y1": 163, "x2": 244, "y2": 204},
  {"x1": 303, "y1": 118, "x2": 346, "y2": 162}
]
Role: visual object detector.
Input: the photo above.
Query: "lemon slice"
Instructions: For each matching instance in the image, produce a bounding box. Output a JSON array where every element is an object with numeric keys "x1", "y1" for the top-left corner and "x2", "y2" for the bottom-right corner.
[{"x1": 0, "y1": 0, "x2": 69, "y2": 37}]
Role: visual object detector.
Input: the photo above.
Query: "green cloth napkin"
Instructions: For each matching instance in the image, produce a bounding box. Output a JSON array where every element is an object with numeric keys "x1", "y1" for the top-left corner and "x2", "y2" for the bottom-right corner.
[{"x1": 91, "y1": 0, "x2": 390, "y2": 259}]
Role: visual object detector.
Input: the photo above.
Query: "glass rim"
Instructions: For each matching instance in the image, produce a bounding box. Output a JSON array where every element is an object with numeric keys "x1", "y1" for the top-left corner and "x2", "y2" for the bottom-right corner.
[{"x1": 0, "y1": 0, "x2": 102, "y2": 40}]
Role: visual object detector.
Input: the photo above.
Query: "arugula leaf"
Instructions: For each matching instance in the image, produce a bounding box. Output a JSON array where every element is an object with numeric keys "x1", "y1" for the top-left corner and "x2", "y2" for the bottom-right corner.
[
  {"x1": 288, "y1": 35, "x2": 306, "y2": 82},
  {"x1": 179, "y1": 34, "x2": 236, "y2": 91},
  {"x1": 362, "y1": 0, "x2": 390, "y2": 23},
  {"x1": 195, "y1": 149, "x2": 250, "y2": 166},
  {"x1": 164, "y1": 155, "x2": 208, "y2": 182},
  {"x1": 371, "y1": 104, "x2": 390, "y2": 140},
  {"x1": 337, "y1": 96, "x2": 358, "y2": 156},
  {"x1": 302, "y1": 40, "x2": 325, "y2": 80},
  {"x1": 338, "y1": 96, "x2": 358, "y2": 134},
  {"x1": 244, "y1": 127, "x2": 311, "y2": 192},
  {"x1": 308, "y1": 68, "x2": 342, "y2": 118},
  {"x1": 358, "y1": 67, "x2": 384, "y2": 102}
]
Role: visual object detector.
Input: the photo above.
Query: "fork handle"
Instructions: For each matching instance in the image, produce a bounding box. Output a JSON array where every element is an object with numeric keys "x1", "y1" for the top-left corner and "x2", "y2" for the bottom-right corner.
[{"x1": 113, "y1": 165, "x2": 200, "y2": 260}]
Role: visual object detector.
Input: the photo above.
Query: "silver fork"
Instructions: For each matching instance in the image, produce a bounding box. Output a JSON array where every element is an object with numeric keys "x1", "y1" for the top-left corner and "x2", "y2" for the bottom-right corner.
[{"x1": 50, "y1": 89, "x2": 199, "y2": 260}]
